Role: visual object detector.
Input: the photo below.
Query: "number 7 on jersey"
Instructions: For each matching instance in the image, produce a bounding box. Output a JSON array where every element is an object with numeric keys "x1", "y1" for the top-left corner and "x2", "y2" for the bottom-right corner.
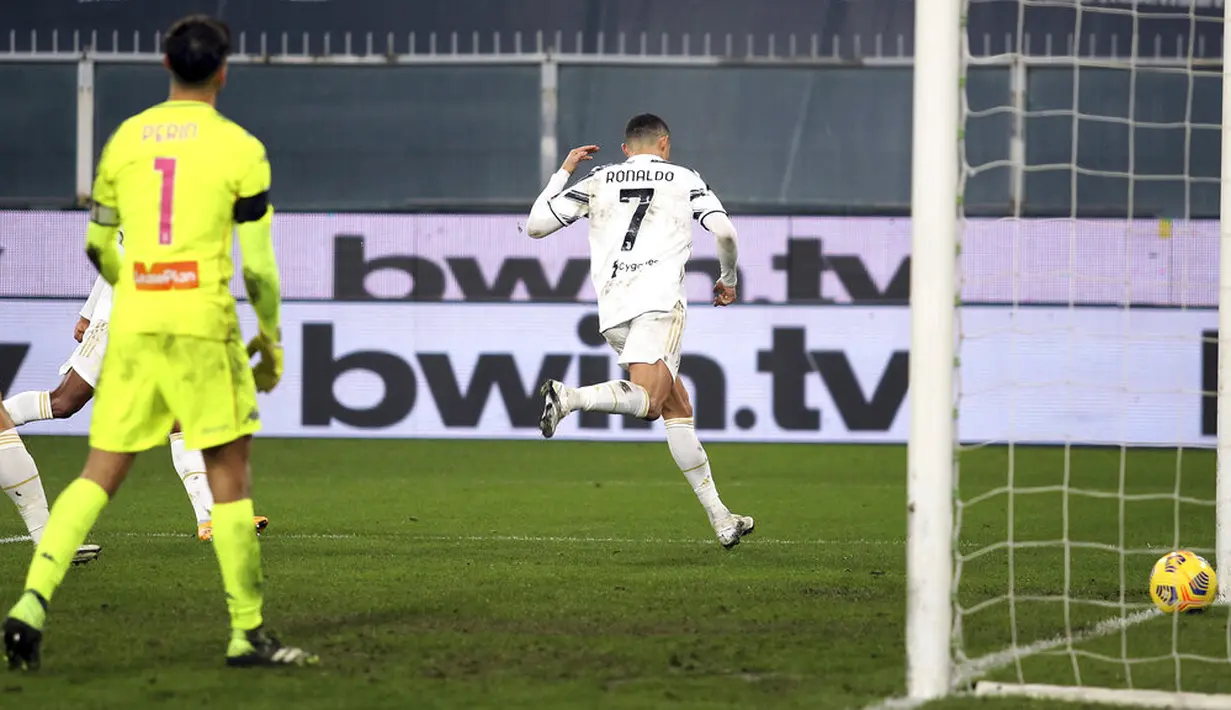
[
  {"x1": 619, "y1": 188, "x2": 655, "y2": 251},
  {"x1": 154, "y1": 157, "x2": 176, "y2": 245}
]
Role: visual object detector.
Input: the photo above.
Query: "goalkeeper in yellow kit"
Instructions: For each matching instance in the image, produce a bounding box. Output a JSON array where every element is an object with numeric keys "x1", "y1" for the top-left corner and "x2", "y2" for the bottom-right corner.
[{"x1": 3, "y1": 15, "x2": 316, "y2": 669}]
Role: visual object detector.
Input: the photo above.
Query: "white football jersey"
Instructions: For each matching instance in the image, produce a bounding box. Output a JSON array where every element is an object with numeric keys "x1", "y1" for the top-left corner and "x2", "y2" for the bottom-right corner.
[{"x1": 546, "y1": 154, "x2": 726, "y2": 331}]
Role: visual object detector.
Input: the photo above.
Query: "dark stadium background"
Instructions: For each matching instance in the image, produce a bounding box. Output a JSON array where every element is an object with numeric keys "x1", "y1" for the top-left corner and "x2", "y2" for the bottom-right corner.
[{"x1": 0, "y1": 0, "x2": 1222, "y2": 217}]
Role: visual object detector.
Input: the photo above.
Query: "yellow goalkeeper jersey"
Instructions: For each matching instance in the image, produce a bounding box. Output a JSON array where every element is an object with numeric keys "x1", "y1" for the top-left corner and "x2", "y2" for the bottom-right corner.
[{"x1": 89, "y1": 100, "x2": 271, "y2": 341}]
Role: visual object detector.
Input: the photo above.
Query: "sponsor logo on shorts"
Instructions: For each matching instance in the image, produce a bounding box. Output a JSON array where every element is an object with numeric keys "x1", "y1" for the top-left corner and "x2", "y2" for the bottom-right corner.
[{"x1": 133, "y1": 261, "x2": 199, "y2": 291}]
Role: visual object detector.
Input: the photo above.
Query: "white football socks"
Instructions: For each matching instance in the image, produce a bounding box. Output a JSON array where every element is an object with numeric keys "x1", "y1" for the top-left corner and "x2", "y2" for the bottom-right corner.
[
  {"x1": 0, "y1": 428, "x2": 50, "y2": 544},
  {"x1": 565, "y1": 381, "x2": 650, "y2": 418},
  {"x1": 169, "y1": 432, "x2": 213, "y2": 524},
  {"x1": 2, "y1": 391, "x2": 52, "y2": 427},
  {"x1": 665, "y1": 417, "x2": 730, "y2": 529}
]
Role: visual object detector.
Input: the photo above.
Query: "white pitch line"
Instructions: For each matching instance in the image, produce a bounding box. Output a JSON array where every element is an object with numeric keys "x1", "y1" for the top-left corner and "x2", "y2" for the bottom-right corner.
[
  {"x1": 110, "y1": 531, "x2": 360, "y2": 541},
  {"x1": 414, "y1": 533, "x2": 902, "y2": 546},
  {"x1": 860, "y1": 697, "x2": 929, "y2": 710},
  {"x1": 952, "y1": 608, "x2": 1160, "y2": 687},
  {"x1": 0, "y1": 532, "x2": 358, "y2": 545},
  {"x1": 0, "y1": 531, "x2": 915, "y2": 547},
  {"x1": 862, "y1": 608, "x2": 1161, "y2": 710}
]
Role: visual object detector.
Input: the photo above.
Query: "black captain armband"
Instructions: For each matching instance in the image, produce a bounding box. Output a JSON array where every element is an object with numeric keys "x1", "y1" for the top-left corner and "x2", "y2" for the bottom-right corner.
[{"x1": 233, "y1": 190, "x2": 270, "y2": 223}]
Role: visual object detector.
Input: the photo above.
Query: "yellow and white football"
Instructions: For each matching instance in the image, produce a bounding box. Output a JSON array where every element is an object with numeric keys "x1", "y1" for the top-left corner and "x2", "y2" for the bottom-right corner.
[{"x1": 1149, "y1": 550, "x2": 1217, "y2": 614}]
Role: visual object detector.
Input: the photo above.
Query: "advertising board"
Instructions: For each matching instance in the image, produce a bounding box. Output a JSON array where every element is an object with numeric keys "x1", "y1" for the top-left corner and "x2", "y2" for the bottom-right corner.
[{"x1": 0, "y1": 300, "x2": 1214, "y2": 446}]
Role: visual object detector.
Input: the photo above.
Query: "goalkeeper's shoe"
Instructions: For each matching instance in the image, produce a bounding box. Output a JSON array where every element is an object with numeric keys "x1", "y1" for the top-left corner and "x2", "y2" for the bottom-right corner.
[
  {"x1": 538, "y1": 380, "x2": 568, "y2": 439},
  {"x1": 226, "y1": 627, "x2": 318, "y2": 668},
  {"x1": 716, "y1": 514, "x2": 756, "y2": 550},
  {"x1": 71, "y1": 543, "x2": 101, "y2": 566},
  {"x1": 197, "y1": 516, "x2": 270, "y2": 542},
  {"x1": 3, "y1": 617, "x2": 41, "y2": 671},
  {"x1": 3, "y1": 591, "x2": 48, "y2": 672}
]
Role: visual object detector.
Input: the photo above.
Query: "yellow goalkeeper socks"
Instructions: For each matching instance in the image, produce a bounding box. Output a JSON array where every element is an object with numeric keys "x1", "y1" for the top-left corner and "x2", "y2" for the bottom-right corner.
[
  {"x1": 12, "y1": 478, "x2": 109, "y2": 627},
  {"x1": 8, "y1": 590, "x2": 47, "y2": 630},
  {"x1": 210, "y1": 499, "x2": 265, "y2": 632}
]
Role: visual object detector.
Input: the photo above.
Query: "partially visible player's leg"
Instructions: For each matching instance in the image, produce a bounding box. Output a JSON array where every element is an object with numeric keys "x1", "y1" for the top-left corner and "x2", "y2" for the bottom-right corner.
[
  {"x1": 200, "y1": 436, "x2": 261, "y2": 628},
  {"x1": 172, "y1": 422, "x2": 269, "y2": 542},
  {"x1": 47, "y1": 370, "x2": 95, "y2": 420},
  {"x1": 174, "y1": 334, "x2": 314, "y2": 667},
  {"x1": 3, "y1": 370, "x2": 93, "y2": 426},
  {"x1": 1, "y1": 391, "x2": 51, "y2": 427},
  {"x1": 539, "y1": 305, "x2": 683, "y2": 436},
  {"x1": 3, "y1": 447, "x2": 136, "y2": 670},
  {"x1": 4, "y1": 332, "x2": 169, "y2": 671},
  {"x1": 660, "y1": 380, "x2": 754, "y2": 549},
  {"x1": 168, "y1": 422, "x2": 213, "y2": 534},
  {"x1": 0, "y1": 397, "x2": 101, "y2": 565},
  {"x1": 3, "y1": 318, "x2": 107, "y2": 426},
  {"x1": 0, "y1": 400, "x2": 48, "y2": 544}
]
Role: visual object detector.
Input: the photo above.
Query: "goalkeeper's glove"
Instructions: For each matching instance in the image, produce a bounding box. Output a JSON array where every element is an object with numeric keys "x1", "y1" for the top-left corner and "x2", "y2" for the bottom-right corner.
[{"x1": 246, "y1": 329, "x2": 284, "y2": 393}]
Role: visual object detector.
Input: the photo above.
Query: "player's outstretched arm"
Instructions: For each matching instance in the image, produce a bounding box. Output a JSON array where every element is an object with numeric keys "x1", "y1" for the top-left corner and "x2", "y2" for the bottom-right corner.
[
  {"x1": 84, "y1": 138, "x2": 123, "y2": 284},
  {"x1": 237, "y1": 202, "x2": 281, "y2": 340},
  {"x1": 233, "y1": 142, "x2": 281, "y2": 341},
  {"x1": 525, "y1": 145, "x2": 598, "y2": 238},
  {"x1": 237, "y1": 201, "x2": 284, "y2": 393},
  {"x1": 233, "y1": 140, "x2": 284, "y2": 392},
  {"x1": 707, "y1": 213, "x2": 739, "y2": 306},
  {"x1": 691, "y1": 178, "x2": 739, "y2": 306},
  {"x1": 705, "y1": 212, "x2": 739, "y2": 284}
]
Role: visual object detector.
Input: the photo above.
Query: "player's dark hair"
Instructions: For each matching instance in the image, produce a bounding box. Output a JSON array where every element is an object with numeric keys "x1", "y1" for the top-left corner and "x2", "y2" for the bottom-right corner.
[
  {"x1": 624, "y1": 114, "x2": 670, "y2": 143},
  {"x1": 162, "y1": 15, "x2": 231, "y2": 86}
]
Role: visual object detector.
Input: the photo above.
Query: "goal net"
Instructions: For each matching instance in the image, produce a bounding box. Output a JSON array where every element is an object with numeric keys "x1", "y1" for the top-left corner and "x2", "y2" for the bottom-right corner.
[{"x1": 907, "y1": 0, "x2": 1231, "y2": 706}]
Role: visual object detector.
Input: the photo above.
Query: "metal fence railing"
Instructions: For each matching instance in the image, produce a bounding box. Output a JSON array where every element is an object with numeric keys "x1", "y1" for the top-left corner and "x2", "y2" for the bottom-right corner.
[{"x1": 0, "y1": 39, "x2": 1222, "y2": 217}]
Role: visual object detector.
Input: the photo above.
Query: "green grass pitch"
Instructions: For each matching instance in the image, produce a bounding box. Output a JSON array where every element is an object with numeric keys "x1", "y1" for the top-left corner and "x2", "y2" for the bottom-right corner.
[{"x1": 1, "y1": 437, "x2": 1229, "y2": 709}]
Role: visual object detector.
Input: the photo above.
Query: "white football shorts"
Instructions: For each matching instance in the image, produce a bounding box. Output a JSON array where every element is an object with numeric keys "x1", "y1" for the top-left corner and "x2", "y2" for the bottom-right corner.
[
  {"x1": 59, "y1": 318, "x2": 109, "y2": 388},
  {"x1": 601, "y1": 303, "x2": 685, "y2": 379}
]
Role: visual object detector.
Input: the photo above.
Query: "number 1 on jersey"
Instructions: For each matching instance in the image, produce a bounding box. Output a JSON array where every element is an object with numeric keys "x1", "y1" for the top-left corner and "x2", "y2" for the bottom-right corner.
[
  {"x1": 619, "y1": 188, "x2": 655, "y2": 251},
  {"x1": 154, "y1": 157, "x2": 176, "y2": 245}
]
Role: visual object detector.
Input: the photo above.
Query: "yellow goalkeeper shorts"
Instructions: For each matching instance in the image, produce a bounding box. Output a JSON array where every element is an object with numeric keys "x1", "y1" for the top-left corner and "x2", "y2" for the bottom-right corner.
[{"x1": 89, "y1": 330, "x2": 261, "y2": 453}]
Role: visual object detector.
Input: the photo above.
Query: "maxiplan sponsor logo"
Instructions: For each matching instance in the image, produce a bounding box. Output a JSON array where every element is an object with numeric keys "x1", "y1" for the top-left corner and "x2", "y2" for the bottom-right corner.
[{"x1": 133, "y1": 261, "x2": 200, "y2": 291}]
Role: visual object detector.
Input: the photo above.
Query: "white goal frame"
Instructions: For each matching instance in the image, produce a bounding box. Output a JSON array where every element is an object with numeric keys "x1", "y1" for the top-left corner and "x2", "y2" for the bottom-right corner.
[{"x1": 906, "y1": 0, "x2": 1231, "y2": 704}]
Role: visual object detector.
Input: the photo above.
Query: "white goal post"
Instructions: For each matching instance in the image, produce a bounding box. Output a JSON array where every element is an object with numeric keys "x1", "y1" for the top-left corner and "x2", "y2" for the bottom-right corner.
[
  {"x1": 1218, "y1": 0, "x2": 1231, "y2": 612},
  {"x1": 906, "y1": 0, "x2": 960, "y2": 700},
  {"x1": 907, "y1": 0, "x2": 1231, "y2": 705}
]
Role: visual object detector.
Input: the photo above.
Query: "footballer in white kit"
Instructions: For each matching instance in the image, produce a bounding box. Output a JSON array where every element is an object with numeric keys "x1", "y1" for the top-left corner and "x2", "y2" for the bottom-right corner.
[
  {"x1": 1, "y1": 231, "x2": 268, "y2": 544},
  {"x1": 525, "y1": 113, "x2": 755, "y2": 549}
]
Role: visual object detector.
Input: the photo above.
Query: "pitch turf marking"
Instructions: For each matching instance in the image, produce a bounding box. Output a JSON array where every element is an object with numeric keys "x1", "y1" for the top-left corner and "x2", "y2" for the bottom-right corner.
[
  {"x1": 951, "y1": 607, "x2": 1160, "y2": 687},
  {"x1": 415, "y1": 533, "x2": 887, "y2": 546},
  {"x1": 0, "y1": 532, "x2": 358, "y2": 545},
  {"x1": 861, "y1": 608, "x2": 1161, "y2": 710},
  {"x1": 860, "y1": 697, "x2": 929, "y2": 710},
  {"x1": 0, "y1": 532, "x2": 919, "y2": 547}
]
